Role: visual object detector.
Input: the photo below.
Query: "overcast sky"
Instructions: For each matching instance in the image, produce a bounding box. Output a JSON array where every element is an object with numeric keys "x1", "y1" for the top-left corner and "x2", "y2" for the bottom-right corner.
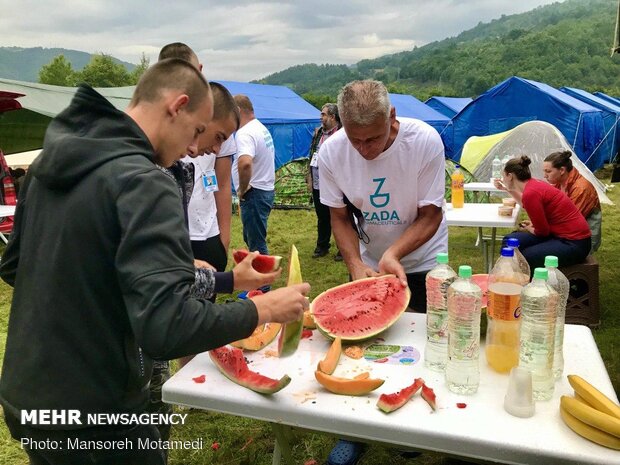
[{"x1": 1, "y1": 0, "x2": 562, "y2": 81}]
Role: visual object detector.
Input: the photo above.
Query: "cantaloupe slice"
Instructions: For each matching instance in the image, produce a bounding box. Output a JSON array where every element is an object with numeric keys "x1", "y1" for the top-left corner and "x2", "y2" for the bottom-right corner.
[
  {"x1": 277, "y1": 245, "x2": 304, "y2": 357},
  {"x1": 303, "y1": 310, "x2": 316, "y2": 329},
  {"x1": 354, "y1": 372, "x2": 370, "y2": 380},
  {"x1": 231, "y1": 323, "x2": 282, "y2": 351},
  {"x1": 317, "y1": 336, "x2": 341, "y2": 375},
  {"x1": 314, "y1": 370, "x2": 384, "y2": 395}
]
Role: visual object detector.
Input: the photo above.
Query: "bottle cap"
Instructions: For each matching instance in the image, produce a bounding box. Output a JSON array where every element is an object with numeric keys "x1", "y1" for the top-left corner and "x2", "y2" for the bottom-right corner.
[
  {"x1": 455, "y1": 164, "x2": 460, "y2": 169},
  {"x1": 436, "y1": 252, "x2": 449, "y2": 264},
  {"x1": 500, "y1": 247, "x2": 514, "y2": 257},
  {"x1": 504, "y1": 366, "x2": 535, "y2": 418},
  {"x1": 458, "y1": 265, "x2": 472, "y2": 278},
  {"x1": 533, "y1": 268, "x2": 548, "y2": 280},
  {"x1": 506, "y1": 237, "x2": 520, "y2": 248},
  {"x1": 544, "y1": 256, "x2": 558, "y2": 267}
]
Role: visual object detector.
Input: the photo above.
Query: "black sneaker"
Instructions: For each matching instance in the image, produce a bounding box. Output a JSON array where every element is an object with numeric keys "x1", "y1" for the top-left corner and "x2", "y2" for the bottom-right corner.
[{"x1": 312, "y1": 248, "x2": 329, "y2": 258}]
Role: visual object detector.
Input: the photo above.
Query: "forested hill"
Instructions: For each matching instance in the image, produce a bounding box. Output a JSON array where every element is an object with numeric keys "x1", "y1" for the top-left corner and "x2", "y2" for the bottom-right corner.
[{"x1": 259, "y1": 0, "x2": 620, "y2": 103}]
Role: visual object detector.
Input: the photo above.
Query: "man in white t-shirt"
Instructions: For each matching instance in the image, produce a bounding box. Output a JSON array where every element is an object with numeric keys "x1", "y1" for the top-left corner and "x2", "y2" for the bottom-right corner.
[
  {"x1": 231, "y1": 94, "x2": 276, "y2": 257},
  {"x1": 319, "y1": 80, "x2": 447, "y2": 313}
]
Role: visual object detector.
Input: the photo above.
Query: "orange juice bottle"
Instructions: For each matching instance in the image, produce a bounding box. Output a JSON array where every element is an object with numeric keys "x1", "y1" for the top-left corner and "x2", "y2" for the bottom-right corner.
[
  {"x1": 485, "y1": 247, "x2": 527, "y2": 373},
  {"x1": 451, "y1": 165, "x2": 465, "y2": 208}
]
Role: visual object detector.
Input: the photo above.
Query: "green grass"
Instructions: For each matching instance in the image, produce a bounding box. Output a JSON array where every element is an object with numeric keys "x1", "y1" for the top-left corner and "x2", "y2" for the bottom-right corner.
[{"x1": 0, "y1": 170, "x2": 617, "y2": 464}]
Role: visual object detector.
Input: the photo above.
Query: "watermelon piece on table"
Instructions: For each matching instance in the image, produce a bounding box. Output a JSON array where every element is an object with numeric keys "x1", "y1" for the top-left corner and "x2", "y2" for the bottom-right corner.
[
  {"x1": 376, "y1": 378, "x2": 425, "y2": 413},
  {"x1": 277, "y1": 244, "x2": 304, "y2": 357},
  {"x1": 209, "y1": 346, "x2": 290, "y2": 394},
  {"x1": 232, "y1": 249, "x2": 282, "y2": 273}
]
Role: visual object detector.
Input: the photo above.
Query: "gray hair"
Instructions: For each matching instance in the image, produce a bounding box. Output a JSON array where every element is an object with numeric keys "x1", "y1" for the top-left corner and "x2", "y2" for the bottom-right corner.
[{"x1": 337, "y1": 80, "x2": 391, "y2": 126}]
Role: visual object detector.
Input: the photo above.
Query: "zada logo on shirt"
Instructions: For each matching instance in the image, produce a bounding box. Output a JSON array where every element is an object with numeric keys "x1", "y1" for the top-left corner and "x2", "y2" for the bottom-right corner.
[{"x1": 363, "y1": 178, "x2": 405, "y2": 225}]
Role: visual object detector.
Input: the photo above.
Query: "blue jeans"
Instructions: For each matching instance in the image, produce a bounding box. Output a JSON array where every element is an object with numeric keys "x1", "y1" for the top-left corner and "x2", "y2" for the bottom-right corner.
[
  {"x1": 504, "y1": 232, "x2": 591, "y2": 272},
  {"x1": 240, "y1": 187, "x2": 274, "y2": 255}
]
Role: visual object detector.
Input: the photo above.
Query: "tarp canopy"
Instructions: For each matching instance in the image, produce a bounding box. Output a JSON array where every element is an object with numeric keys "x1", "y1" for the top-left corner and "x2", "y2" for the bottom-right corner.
[
  {"x1": 389, "y1": 93, "x2": 453, "y2": 157},
  {"x1": 452, "y1": 76, "x2": 607, "y2": 172},
  {"x1": 560, "y1": 86, "x2": 620, "y2": 164},
  {"x1": 594, "y1": 91, "x2": 620, "y2": 108},
  {"x1": 0, "y1": 78, "x2": 319, "y2": 169},
  {"x1": 425, "y1": 96, "x2": 473, "y2": 118},
  {"x1": 462, "y1": 121, "x2": 612, "y2": 205}
]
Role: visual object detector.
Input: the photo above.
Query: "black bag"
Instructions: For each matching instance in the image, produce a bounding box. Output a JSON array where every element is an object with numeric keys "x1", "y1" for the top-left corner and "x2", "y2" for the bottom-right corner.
[{"x1": 343, "y1": 195, "x2": 369, "y2": 244}]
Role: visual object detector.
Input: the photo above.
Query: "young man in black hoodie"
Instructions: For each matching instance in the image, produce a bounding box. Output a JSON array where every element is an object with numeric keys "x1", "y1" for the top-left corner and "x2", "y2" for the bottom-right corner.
[{"x1": 0, "y1": 58, "x2": 309, "y2": 464}]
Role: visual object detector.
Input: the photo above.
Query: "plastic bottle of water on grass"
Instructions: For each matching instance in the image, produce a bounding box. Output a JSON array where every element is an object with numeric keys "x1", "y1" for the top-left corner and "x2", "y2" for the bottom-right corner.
[
  {"x1": 519, "y1": 268, "x2": 558, "y2": 401},
  {"x1": 425, "y1": 253, "x2": 457, "y2": 372},
  {"x1": 544, "y1": 255, "x2": 569, "y2": 379},
  {"x1": 485, "y1": 247, "x2": 525, "y2": 373},
  {"x1": 446, "y1": 265, "x2": 482, "y2": 395}
]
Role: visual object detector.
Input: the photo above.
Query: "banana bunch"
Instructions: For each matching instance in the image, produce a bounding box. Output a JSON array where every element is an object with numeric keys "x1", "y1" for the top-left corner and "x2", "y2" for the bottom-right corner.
[{"x1": 559, "y1": 374, "x2": 620, "y2": 450}]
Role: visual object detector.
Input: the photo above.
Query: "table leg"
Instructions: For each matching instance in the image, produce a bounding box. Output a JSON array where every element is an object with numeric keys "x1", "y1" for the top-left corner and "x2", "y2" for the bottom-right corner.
[
  {"x1": 489, "y1": 228, "x2": 497, "y2": 272},
  {"x1": 271, "y1": 423, "x2": 294, "y2": 465}
]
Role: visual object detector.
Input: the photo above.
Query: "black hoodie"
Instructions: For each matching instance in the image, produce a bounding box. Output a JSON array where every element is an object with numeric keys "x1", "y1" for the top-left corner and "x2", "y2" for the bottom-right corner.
[{"x1": 0, "y1": 85, "x2": 258, "y2": 427}]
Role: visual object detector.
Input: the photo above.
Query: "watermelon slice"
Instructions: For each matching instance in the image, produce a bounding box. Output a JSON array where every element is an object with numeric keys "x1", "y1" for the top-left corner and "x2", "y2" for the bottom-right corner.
[
  {"x1": 421, "y1": 383, "x2": 437, "y2": 411},
  {"x1": 277, "y1": 245, "x2": 304, "y2": 357},
  {"x1": 471, "y1": 274, "x2": 489, "y2": 309},
  {"x1": 376, "y1": 378, "x2": 424, "y2": 413},
  {"x1": 209, "y1": 346, "x2": 290, "y2": 394},
  {"x1": 311, "y1": 275, "x2": 410, "y2": 342},
  {"x1": 232, "y1": 249, "x2": 282, "y2": 273}
]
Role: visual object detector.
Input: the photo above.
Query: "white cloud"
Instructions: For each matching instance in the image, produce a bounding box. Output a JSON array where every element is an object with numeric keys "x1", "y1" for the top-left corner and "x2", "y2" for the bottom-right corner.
[{"x1": 0, "y1": 0, "x2": 561, "y2": 81}]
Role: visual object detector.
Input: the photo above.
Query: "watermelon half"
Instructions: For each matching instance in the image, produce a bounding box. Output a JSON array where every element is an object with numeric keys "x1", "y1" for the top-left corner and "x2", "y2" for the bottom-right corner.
[
  {"x1": 277, "y1": 245, "x2": 304, "y2": 357},
  {"x1": 232, "y1": 249, "x2": 282, "y2": 273},
  {"x1": 209, "y1": 346, "x2": 291, "y2": 394},
  {"x1": 311, "y1": 275, "x2": 410, "y2": 342}
]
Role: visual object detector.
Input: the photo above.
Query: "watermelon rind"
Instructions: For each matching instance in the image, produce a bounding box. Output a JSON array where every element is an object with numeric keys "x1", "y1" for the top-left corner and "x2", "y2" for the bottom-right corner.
[
  {"x1": 310, "y1": 275, "x2": 410, "y2": 342},
  {"x1": 376, "y1": 378, "x2": 424, "y2": 413},
  {"x1": 209, "y1": 346, "x2": 291, "y2": 394},
  {"x1": 277, "y1": 244, "x2": 304, "y2": 357}
]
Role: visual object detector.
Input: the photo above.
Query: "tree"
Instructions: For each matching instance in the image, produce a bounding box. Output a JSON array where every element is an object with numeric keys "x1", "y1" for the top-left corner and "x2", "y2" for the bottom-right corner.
[
  {"x1": 38, "y1": 55, "x2": 76, "y2": 86},
  {"x1": 76, "y1": 54, "x2": 131, "y2": 87},
  {"x1": 130, "y1": 53, "x2": 150, "y2": 84}
]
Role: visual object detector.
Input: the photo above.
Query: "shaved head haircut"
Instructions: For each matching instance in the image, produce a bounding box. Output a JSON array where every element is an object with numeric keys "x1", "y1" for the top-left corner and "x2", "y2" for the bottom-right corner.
[
  {"x1": 130, "y1": 58, "x2": 210, "y2": 112},
  {"x1": 211, "y1": 82, "x2": 240, "y2": 129},
  {"x1": 337, "y1": 80, "x2": 391, "y2": 126},
  {"x1": 158, "y1": 42, "x2": 198, "y2": 64}
]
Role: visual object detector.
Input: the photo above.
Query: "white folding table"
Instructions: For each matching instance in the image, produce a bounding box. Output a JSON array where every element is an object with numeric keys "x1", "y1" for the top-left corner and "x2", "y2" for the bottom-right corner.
[
  {"x1": 163, "y1": 313, "x2": 619, "y2": 465},
  {"x1": 445, "y1": 202, "x2": 521, "y2": 272},
  {"x1": 0, "y1": 205, "x2": 16, "y2": 244}
]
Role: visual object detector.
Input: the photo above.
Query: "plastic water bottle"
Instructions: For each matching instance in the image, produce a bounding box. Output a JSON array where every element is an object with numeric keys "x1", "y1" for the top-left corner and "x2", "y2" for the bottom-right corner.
[
  {"x1": 519, "y1": 268, "x2": 558, "y2": 400},
  {"x1": 544, "y1": 256, "x2": 569, "y2": 380},
  {"x1": 505, "y1": 237, "x2": 531, "y2": 281},
  {"x1": 446, "y1": 265, "x2": 482, "y2": 395},
  {"x1": 485, "y1": 247, "x2": 525, "y2": 373},
  {"x1": 491, "y1": 154, "x2": 502, "y2": 183},
  {"x1": 425, "y1": 253, "x2": 457, "y2": 372},
  {"x1": 501, "y1": 154, "x2": 511, "y2": 170},
  {"x1": 451, "y1": 165, "x2": 465, "y2": 208}
]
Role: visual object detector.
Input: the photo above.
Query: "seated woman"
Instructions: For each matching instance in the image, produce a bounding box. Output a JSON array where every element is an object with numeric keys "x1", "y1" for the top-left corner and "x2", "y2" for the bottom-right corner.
[
  {"x1": 543, "y1": 150, "x2": 602, "y2": 252},
  {"x1": 494, "y1": 156, "x2": 591, "y2": 270}
]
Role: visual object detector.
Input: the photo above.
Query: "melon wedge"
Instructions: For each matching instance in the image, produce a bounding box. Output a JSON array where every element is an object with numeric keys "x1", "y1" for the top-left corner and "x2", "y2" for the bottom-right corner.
[
  {"x1": 209, "y1": 346, "x2": 290, "y2": 394},
  {"x1": 376, "y1": 378, "x2": 424, "y2": 413},
  {"x1": 311, "y1": 275, "x2": 410, "y2": 342},
  {"x1": 315, "y1": 370, "x2": 384, "y2": 396},
  {"x1": 317, "y1": 337, "x2": 341, "y2": 375},
  {"x1": 232, "y1": 249, "x2": 282, "y2": 273},
  {"x1": 303, "y1": 310, "x2": 316, "y2": 329},
  {"x1": 230, "y1": 323, "x2": 282, "y2": 351},
  {"x1": 277, "y1": 245, "x2": 304, "y2": 357}
]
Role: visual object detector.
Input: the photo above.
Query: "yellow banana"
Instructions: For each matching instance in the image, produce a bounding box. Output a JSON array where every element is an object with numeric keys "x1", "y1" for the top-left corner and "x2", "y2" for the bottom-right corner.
[
  {"x1": 561, "y1": 396, "x2": 620, "y2": 438},
  {"x1": 568, "y1": 374, "x2": 620, "y2": 420},
  {"x1": 560, "y1": 405, "x2": 620, "y2": 450}
]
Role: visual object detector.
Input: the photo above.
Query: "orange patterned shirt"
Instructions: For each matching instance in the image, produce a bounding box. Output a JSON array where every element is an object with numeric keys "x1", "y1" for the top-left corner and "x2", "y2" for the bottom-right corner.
[{"x1": 553, "y1": 168, "x2": 600, "y2": 218}]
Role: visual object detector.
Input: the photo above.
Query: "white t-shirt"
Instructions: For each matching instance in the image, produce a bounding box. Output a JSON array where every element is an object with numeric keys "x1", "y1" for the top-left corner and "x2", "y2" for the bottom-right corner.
[
  {"x1": 319, "y1": 117, "x2": 448, "y2": 273},
  {"x1": 183, "y1": 136, "x2": 236, "y2": 241},
  {"x1": 231, "y1": 118, "x2": 275, "y2": 191}
]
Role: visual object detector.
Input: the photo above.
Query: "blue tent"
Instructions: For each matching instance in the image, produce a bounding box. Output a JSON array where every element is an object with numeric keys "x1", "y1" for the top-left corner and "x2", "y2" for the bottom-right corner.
[
  {"x1": 216, "y1": 80, "x2": 319, "y2": 169},
  {"x1": 560, "y1": 87, "x2": 620, "y2": 164},
  {"x1": 425, "y1": 96, "x2": 473, "y2": 118},
  {"x1": 594, "y1": 91, "x2": 620, "y2": 107},
  {"x1": 389, "y1": 93, "x2": 453, "y2": 157},
  {"x1": 451, "y1": 76, "x2": 606, "y2": 171}
]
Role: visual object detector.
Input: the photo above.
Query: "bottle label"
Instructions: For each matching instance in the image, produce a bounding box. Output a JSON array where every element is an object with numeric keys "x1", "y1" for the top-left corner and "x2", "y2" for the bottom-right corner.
[
  {"x1": 487, "y1": 282, "x2": 523, "y2": 321},
  {"x1": 451, "y1": 179, "x2": 464, "y2": 189}
]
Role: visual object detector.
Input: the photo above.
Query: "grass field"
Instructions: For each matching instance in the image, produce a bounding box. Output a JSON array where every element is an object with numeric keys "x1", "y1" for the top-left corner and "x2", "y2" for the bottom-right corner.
[{"x1": 0, "y1": 170, "x2": 617, "y2": 465}]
